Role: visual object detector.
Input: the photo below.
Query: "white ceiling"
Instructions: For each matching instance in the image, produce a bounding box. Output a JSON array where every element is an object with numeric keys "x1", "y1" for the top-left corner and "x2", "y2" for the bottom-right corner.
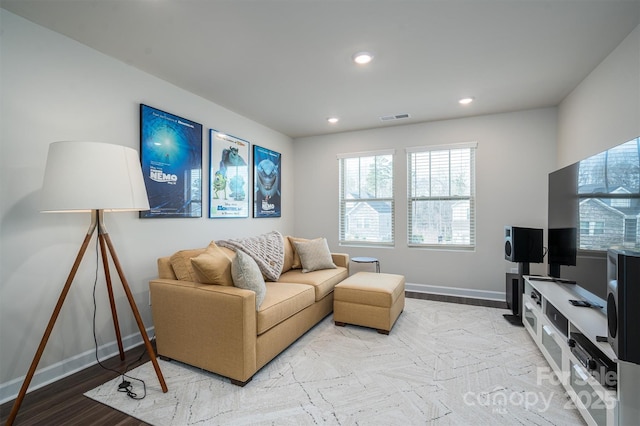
[{"x1": 3, "y1": 0, "x2": 639, "y2": 138}]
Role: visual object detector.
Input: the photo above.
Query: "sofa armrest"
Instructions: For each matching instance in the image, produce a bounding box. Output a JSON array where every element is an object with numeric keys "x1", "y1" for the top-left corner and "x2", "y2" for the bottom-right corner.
[
  {"x1": 149, "y1": 279, "x2": 257, "y2": 383},
  {"x1": 331, "y1": 252, "x2": 349, "y2": 269}
]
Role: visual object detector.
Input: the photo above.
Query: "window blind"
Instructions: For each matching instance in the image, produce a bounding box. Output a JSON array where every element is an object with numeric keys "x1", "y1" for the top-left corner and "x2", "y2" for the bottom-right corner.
[{"x1": 407, "y1": 142, "x2": 477, "y2": 248}]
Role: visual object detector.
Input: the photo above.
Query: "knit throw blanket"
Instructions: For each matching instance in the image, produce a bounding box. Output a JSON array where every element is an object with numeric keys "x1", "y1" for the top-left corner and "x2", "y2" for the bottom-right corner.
[{"x1": 217, "y1": 231, "x2": 284, "y2": 281}]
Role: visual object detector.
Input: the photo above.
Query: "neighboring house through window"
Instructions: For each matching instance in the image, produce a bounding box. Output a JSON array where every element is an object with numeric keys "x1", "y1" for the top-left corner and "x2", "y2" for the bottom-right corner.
[{"x1": 338, "y1": 150, "x2": 394, "y2": 246}]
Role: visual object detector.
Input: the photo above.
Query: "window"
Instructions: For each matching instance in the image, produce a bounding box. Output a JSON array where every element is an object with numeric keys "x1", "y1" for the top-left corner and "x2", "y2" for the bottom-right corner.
[
  {"x1": 580, "y1": 221, "x2": 605, "y2": 236},
  {"x1": 338, "y1": 150, "x2": 394, "y2": 245},
  {"x1": 189, "y1": 168, "x2": 202, "y2": 216},
  {"x1": 624, "y1": 218, "x2": 637, "y2": 243},
  {"x1": 407, "y1": 142, "x2": 477, "y2": 248}
]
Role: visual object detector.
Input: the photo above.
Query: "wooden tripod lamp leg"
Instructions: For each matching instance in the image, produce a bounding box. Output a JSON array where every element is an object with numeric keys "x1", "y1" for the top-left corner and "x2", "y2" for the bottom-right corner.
[
  {"x1": 98, "y1": 234, "x2": 125, "y2": 361},
  {"x1": 7, "y1": 210, "x2": 168, "y2": 426},
  {"x1": 102, "y1": 232, "x2": 168, "y2": 393},
  {"x1": 5, "y1": 225, "x2": 96, "y2": 426}
]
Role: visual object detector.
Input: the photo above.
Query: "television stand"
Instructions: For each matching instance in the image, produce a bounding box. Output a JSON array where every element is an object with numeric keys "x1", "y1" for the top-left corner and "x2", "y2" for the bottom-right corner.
[{"x1": 522, "y1": 276, "x2": 640, "y2": 425}]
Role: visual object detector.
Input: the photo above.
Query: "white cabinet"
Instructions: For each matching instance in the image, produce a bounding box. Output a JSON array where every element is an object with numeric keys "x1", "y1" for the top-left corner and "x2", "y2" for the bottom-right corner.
[
  {"x1": 522, "y1": 301, "x2": 538, "y2": 339},
  {"x1": 567, "y1": 358, "x2": 617, "y2": 425},
  {"x1": 523, "y1": 277, "x2": 619, "y2": 426},
  {"x1": 540, "y1": 323, "x2": 564, "y2": 372}
]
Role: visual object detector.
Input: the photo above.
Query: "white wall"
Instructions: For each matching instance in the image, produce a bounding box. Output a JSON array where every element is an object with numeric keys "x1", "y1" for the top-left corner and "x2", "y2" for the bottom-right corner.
[
  {"x1": 0, "y1": 11, "x2": 293, "y2": 402},
  {"x1": 558, "y1": 25, "x2": 640, "y2": 166},
  {"x1": 293, "y1": 108, "x2": 557, "y2": 297}
]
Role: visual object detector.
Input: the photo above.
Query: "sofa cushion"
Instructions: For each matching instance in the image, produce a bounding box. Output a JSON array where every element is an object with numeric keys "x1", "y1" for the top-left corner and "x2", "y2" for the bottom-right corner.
[
  {"x1": 256, "y1": 282, "x2": 315, "y2": 335},
  {"x1": 278, "y1": 266, "x2": 349, "y2": 301},
  {"x1": 231, "y1": 251, "x2": 266, "y2": 309},
  {"x1": 190, "y1": 242, "x2": 234, "y2": 286},
  {"x1": 288, "y1": 236, "x2": 310, "y2": 269},
  {"x1": 292, "y1": 238, "x2": 337, "y2": 273},
  {"x1": 170, "y1": 248, "x2": 206, "y2": 282}
]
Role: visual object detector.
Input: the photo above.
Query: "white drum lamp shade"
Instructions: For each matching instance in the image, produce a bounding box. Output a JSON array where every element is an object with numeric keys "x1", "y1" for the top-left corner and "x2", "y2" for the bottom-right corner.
[{"x1": 41, "y1": 141, "x2": 149, "y2": 212}]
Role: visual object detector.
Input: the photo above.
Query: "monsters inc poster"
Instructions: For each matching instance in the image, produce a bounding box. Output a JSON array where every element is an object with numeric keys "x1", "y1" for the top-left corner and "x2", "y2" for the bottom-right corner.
[
  {"x1": 139, "y1": 104, "x2": 202, "y2": 218},
  {"x1": 253, "y1": 145, "x2": 281, "y2": 218},
  {"x1": 209, "y1": 129, "x2": 250, "y2": 218}
]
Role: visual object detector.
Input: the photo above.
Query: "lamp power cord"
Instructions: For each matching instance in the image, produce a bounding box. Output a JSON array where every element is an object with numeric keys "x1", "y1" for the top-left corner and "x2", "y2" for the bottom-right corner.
[{"x1": 91, "y1": 236, "x2": 147, "y2": 400}]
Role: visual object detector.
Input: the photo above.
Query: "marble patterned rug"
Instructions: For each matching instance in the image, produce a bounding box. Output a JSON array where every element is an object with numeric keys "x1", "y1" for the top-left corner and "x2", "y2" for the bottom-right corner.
[{"x1": 85, "y1": 298, "x2": 585, "y2": 425}]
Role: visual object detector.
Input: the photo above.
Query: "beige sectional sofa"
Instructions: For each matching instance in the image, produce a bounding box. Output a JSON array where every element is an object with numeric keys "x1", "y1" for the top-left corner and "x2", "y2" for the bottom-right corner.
[{"x1": 149, "y1": 235, "x2": 349, "y2": 386}]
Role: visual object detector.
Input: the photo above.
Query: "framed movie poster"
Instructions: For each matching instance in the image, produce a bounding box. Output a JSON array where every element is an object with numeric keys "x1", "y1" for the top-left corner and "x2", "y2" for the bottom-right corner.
[
  {"x1": 209, "y1": 129, "x2": 250, "y2": 218},
  {"x1": 253, "y1": 145, "x2": 281, "y2": 217},
  {"x1": 139, "y1": 104, "x2": 202, "y2": 218}
]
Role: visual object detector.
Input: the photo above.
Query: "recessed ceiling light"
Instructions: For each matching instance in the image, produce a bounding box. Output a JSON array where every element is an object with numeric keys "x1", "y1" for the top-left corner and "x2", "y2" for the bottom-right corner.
[
  {"x1": 352, "y1": 52, "x2": 374, "y2": 65},
  {"x1": 327, "y1": 117, "x2": 339, "y2": 124},
  {"x1": 459, "y1": 97, "x2": 474, "y2": 105}
]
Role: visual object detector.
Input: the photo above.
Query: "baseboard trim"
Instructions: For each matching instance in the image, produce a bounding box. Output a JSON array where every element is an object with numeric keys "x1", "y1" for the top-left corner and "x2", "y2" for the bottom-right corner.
[
  {"x1": 405, "y1": 282, "x2": 506, "y2": 303},
  {"x1": 0, "y1": 327, "x2": 153, "y2": 405}
]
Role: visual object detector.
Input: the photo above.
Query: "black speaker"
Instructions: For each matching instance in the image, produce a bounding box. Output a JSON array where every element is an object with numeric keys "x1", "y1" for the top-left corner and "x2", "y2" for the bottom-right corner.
[
  {"x1": 607, "y1": 249, "x2": 640, "y2": 365},
  {"x1": 504, "y1": 226, "x2": 543, "y2": 263}
]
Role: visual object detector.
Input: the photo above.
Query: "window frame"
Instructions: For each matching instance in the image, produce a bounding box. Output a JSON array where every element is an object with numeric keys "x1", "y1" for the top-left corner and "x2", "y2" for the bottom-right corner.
[
  {"x1": 406, "y1": 142, "x2": 477, "y2": 250},
  {"x1": 337, "y1": 149, "x2": 395, "y2": 247}
]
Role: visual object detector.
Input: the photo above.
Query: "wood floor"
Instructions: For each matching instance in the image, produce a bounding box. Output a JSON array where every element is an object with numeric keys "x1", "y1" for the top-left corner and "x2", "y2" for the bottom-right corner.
[
  {"x1": 0, "y1": 346, "x2": 152, "y2": 426},
  {"x1": 406, "y1": 290, "x2": 508, "y2": 309},
  {"x1": 0, "y1": 293, "x2": 507, "y2": 425}
]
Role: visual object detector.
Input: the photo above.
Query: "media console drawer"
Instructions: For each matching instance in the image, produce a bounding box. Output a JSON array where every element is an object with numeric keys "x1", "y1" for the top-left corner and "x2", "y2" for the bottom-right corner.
[
  {"x1": 523, "y1": 302, "x2": 537, "y2": 334},
  {"x1": 545, "y1": 301, "x2": 568, "y2": 337}
]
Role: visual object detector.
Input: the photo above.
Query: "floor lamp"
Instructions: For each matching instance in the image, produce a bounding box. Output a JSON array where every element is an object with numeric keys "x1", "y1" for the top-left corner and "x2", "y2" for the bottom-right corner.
[{"x1": 6, "y1": 141, "x2": 167, "y2": 426}]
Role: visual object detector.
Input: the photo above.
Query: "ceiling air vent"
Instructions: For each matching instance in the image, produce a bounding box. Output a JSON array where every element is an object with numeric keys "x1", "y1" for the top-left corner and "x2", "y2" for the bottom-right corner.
[{"x1": 380, "y1": 113, "x2": 411, "y2": 122}]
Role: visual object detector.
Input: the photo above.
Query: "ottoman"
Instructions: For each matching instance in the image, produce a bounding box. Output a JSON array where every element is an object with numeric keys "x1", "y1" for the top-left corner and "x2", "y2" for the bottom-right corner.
[{"x1": 333, "y1": 272, "x2": 405, "y2": 334}]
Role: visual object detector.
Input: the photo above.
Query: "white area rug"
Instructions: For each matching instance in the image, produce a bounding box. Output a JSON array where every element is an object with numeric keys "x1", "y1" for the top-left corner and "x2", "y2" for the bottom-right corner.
[{"x1": 85, "y1": 298, "x2": 585, "y2": 425}]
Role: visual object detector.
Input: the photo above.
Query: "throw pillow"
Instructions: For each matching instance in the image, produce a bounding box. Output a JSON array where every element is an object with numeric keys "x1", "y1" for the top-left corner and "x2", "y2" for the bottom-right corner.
[
  {"x1": 288, "y1": 236, "x2": 310, "y2": 269},
  {"x1": 190, "y1": 242, "x2": 234, "y2": 286},
  {"x1": 169, "y1": 248, "x2": 206, "y2": 281},
  {"x1": 292, "y1": 238, "x2": 337, "y2": 273},
  {"x1": 231, "y1": 250, "x2": 266, "y2": 309}
]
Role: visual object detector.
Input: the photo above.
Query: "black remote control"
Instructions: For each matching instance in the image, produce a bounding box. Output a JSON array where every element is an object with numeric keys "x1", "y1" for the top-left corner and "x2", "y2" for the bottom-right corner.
[{"x1": 569, "y1": 299, "x2": 591, "y2": 307}]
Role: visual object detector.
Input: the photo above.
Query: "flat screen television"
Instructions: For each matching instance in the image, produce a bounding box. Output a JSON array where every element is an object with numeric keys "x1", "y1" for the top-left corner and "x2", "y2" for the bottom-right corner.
[{"x1": 548, "y1": 136, "x2": 640, "y2": 306}]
